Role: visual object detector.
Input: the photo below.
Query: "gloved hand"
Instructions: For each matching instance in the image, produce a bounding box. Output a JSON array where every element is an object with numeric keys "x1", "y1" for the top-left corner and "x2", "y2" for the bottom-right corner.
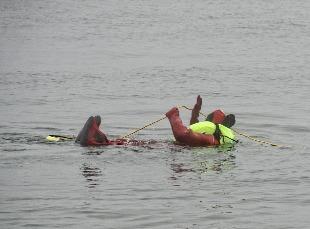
[
  {"x1": 194, "y1": 95, "x2": 202, "y2": 111},
  {"x1": 190, "y1": 95, "x2": 202, "y2": 125}
]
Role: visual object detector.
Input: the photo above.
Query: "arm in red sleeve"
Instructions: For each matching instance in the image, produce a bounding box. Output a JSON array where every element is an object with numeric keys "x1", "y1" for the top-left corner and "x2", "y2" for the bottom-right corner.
[{"x1": 190, "y1": 95, "x2": 202, "y2": 125}]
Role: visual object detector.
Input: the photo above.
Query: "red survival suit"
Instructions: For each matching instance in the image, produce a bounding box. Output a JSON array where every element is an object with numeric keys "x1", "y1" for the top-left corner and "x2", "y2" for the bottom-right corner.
[
  {"x1": 166, "y1": 95, "x2": 227, "y2": 147},
  {"x1": 76, "y1": 116, "x2": 127, "y2": 146},
  {"x1": 166, "y1": 107, "x2": 225, "y2": 147}
]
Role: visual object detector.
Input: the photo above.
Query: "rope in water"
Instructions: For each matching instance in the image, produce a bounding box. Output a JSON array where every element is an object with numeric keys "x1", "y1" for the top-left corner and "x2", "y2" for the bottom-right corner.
[
  {"x1": 46, "y1": 134, "x2": 75, "y2": 142},
  {"x1": 120, "y1": 116, "x2": 167, "y2": 139},
  {"x1": 119, "y1": 105, "x2": 192, "y2": 139},
  {"x1": 180, "y1": 105, "x2": 286, "y2": 148},
  {"x1": 231, "y1": 129, "x2": 281, "y2": 147},
  {"x1": 121, "y1": 105, "x2": 285, "y2": 147},
  {"x1": 47, "y1": 106, "x2": 286, "y2": 147},
  {"x1": 48, "y1": 134, "x2": 75, "y2": 139}
]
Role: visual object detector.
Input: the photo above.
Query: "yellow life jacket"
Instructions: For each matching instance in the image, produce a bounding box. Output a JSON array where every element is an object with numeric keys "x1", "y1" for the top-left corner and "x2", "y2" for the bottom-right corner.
[
  {"x1": 218, "y1": 124, "x2": 236, "y2": 144},
  {"x1": 189, "y1": 121, "x2": 236, "y2": 144}
]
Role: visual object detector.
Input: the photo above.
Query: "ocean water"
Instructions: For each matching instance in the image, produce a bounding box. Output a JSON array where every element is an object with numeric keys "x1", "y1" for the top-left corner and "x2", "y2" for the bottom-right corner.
[{"x1": 1, "y1": 0, "x2": 310, "y2": 228}]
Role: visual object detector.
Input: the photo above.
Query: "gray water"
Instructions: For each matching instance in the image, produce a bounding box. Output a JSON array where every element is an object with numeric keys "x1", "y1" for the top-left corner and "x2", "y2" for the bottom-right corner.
[{"x1": 1, "y1": 0, "x2": 310, "y2": 228}]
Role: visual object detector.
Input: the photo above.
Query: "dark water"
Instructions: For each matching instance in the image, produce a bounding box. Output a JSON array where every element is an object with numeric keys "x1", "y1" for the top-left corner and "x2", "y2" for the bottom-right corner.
[{"x1": 1, "y1": 0, "x2": 310, "y2": 228}]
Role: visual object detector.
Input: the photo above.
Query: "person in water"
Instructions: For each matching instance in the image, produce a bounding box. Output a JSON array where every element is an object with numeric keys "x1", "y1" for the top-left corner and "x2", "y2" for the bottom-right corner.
[
  {"x1": 76, "y1": 95, "x2": 236, "y2": 147},
  {"x1": 166, "y1": 95, "x2": 237, "y2": 146},
  {"x1": 76, "y1": 115, "x2": 148, "y2": 146},
  {"x1": 75, "y1": 115, "x2": 127, "y2": 146}
]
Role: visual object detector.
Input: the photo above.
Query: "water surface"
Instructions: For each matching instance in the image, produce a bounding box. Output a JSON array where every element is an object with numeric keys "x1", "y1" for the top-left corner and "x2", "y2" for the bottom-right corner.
[{"x1": 1, "y1": 0, "x2": 310, "y2": 228}]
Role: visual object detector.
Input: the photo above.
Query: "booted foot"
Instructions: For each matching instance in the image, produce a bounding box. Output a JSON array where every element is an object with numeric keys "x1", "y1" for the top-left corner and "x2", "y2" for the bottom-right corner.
[
  {"x1": 166, "y1": 107, "x2": 180, "y2": 118},
  {"x1": 94, "y1": 115, "x2": 101, "y2": 127},
  {"x1": 78, "y1": 116, "x2": 95, "y2": 146}
]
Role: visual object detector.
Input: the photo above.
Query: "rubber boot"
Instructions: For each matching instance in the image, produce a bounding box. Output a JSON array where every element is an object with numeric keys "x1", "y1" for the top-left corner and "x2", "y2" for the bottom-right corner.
[
  {"x1": 77, "y1": 116, "x2": 109, "y2": 146},
  {"x1": 76, "y1": 116, "x2": 94, "y2": 146}
]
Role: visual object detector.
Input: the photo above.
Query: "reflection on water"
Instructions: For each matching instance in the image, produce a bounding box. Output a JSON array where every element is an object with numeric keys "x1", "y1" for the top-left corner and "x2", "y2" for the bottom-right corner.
[
  {"x1": 169, "y1": 144, "x2": 236, "y2": 180},
  {"x1": 1, "y1": 0, "x2": 310, "y2": 227},
  {"x1": 171, "y1": 163, "x2": 194, "y2": 173},
  {"x1": 81, "y1": 163, "x2": 102, "y2": 188},
  {"x1": 82, "y1": 150, "x2": 105, "y2": 156},
  {"x1": 196, "y1": 145, "x2": 236, "y2": 173},
  {"x1": 198, "y1": 154, "x2": 236, "y2": 173}
]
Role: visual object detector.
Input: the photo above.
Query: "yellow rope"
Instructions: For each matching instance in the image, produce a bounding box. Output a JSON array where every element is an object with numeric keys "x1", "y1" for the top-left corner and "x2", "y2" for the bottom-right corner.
[
  {"x1": 46, "y1": 135, "x2": 75, "y2": 142},
  {"x1": 231, "y1": 128, "x2": 283, "y2": 147},
  {"x1": 180, "y1": 105, "x2": 287, "y2": 147},
  {"x1": 180, "y1": 105, "x2": 208, "y2": 118},
  {"x1": 120, "y1": 116, "x2": 167, "y2": 139},
  {"x1": 119, "y1": 105, "x2": 192, "y2": 139},
  {"x1": 48, "y1": 105, "x2": 286, "y2": 148},
  {"x1": 120, "y1": 105, "x2": 192, "y2": 139}
]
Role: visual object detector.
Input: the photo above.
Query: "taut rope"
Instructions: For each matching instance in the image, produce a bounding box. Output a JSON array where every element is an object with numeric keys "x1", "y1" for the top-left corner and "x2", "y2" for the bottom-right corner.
[
  {"x1": 120, "y1": 116, "x2": 167, "y2": 139},
  {"x1": 180, "y1": 105, "x2": 287, "y2": 148},
  {"x1": 47, "y1": 106, "x2": 287, "y2": 147}
]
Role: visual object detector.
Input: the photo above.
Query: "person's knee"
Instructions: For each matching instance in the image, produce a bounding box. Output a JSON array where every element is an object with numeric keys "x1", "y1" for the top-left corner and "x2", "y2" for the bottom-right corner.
[{"x1": 173, "y1": 129, "x2": 191, "y2": 143}]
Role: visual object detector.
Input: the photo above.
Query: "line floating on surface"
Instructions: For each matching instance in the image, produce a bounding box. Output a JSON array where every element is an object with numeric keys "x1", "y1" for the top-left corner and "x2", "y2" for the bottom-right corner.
[
  {"x1": 46, "y1": 135, "x2": 75, "y2": 142},
  {"x1": 120, "y1": 116, "x2": 167, "y2": 139},
  {"x1": 46, "y1": 105, "x2": 288, "y2": 147},
  {"x1": 180, "y1": 105, "x2": 287, "y2": 148},
  {"x1": 231, "y1": 129, "x2": 288, "y2": 148}
]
